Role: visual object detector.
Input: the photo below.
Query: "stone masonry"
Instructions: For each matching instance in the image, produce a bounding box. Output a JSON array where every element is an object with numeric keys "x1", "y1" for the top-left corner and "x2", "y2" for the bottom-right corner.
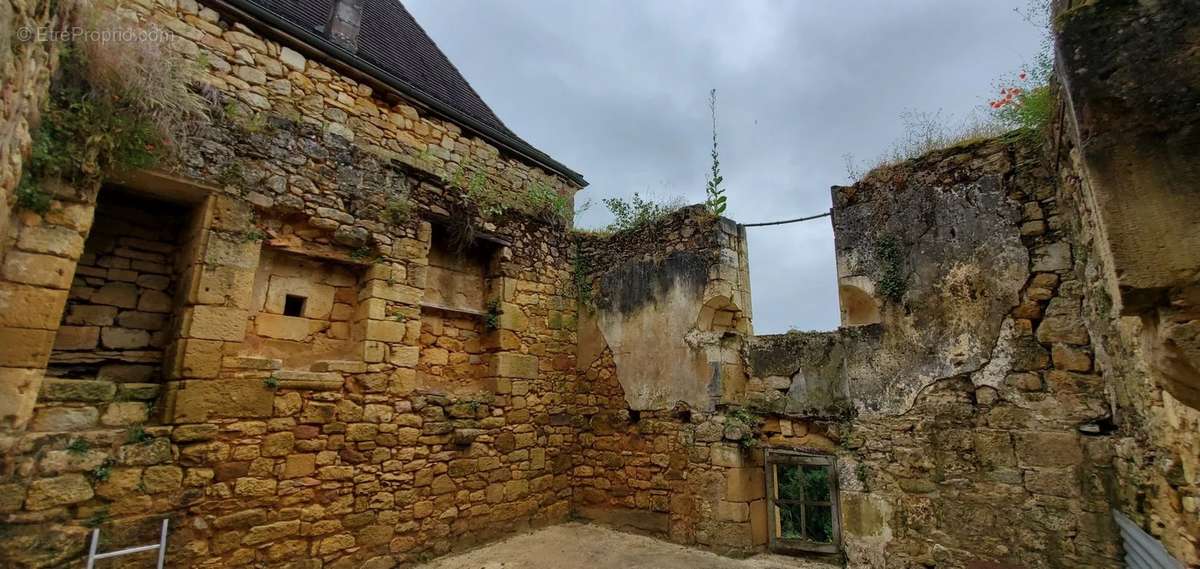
[{"x1": 0, "y1": 0, "x2": 1197, "y2": 568}]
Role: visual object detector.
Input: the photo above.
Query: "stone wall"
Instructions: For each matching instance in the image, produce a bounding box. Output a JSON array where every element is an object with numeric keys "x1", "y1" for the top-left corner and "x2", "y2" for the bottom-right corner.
[
  {"x1": 0, "y1": 0, "x2": 584, "y2": 567},
  {"x1": 750, "y1": 138, "x2": 1123, "y2": 569},
  {"x1": 50, "y1": 193, "x2": 186, "y2": 380},
  {"x1": 570, "y1": 207, "x2": 772, "y2": 553},
  {"x1": 1053, "y1": 0, "x2": 1200, "y2": 563}
]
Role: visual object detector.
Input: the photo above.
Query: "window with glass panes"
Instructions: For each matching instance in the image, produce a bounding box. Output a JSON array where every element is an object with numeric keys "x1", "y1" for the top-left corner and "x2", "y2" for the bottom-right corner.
[{"x1": 764, "y1": 450, "x2": 840, "y2": 554}]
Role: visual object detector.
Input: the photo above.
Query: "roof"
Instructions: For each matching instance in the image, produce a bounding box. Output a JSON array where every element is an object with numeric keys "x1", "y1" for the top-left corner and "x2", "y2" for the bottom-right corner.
[{"x1": 219, "y1": 0, "x2": 585, "y2": 185}]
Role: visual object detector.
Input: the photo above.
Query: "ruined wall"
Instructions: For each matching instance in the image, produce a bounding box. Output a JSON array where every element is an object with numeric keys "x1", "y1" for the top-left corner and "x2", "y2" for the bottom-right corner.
[
  {"x1": 820, "y1": 139, "x2": 1123, "y2": 569},
  {"x1": 570, "y1": 207, "x2": 776, "y2": 553},
  {"x1": 1053, "y1": 1, "x2": 1200, "y2": 563},
  {"x1": 0, "y1": 0, "x2": 584, "y2": 567}
]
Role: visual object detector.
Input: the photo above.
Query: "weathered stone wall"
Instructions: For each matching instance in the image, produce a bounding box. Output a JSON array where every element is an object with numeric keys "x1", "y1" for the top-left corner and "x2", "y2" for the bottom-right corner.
[
  {"x1": 1053, "y1": 0, "x2": 1200, "y2": 563},
  {"x1": 0, "y1": 0, "x2": 584, "y2": 567},
  {"x1": 822, "y1": 138, "x2": 1124, "y2": 569},
  {"x1": 570, "y1": 207, "x2": 771, "y2": 553}
]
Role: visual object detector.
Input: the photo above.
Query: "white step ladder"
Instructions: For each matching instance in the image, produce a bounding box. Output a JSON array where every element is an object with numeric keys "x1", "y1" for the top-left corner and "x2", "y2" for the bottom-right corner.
[{"x1": 85, "y1": 518, "x2": 169, "y2": 569}]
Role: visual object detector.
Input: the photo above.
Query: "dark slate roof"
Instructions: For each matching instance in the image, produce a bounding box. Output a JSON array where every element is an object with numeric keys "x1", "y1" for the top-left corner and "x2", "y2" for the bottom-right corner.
[{"x1": 225, "y1": 0, "x2": 584, "y2": 184}]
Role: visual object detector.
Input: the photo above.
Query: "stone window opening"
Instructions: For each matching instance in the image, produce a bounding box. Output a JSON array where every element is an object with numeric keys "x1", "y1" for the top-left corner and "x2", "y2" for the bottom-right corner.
[
  {"x1": 283, "y1": 294, "x2": 307, "y2": 317},
  {"x1": 765, "y1": 449, "x2": 841, "y2": 555}
]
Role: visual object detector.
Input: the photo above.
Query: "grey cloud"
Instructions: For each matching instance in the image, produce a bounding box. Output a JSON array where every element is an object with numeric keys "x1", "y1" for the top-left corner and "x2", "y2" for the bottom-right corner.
[{"x1": 406, "y1": 0, "x2": 1044, "y2": 332}]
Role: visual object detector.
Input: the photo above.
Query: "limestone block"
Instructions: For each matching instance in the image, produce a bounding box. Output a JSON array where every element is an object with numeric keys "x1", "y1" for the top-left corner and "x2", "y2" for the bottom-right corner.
[
  {"x1": 0, "y1": 368, "x2": 46, "y2": 428},
  {"x1": 0, "y1": 283, "x2": 69, "y2": 329},
  {"x1": 243, "y1": 520, "x2": 301, "y2": 546},
  {"x1": 1024, "y1": 466, "x2": 1080, "y2": 498},
  {"x1": 204, "y1": 234, "x2": 261, "y2": 270},
  {"x1": 187, "y1": 264, "x2": 256, "y2": 308},
  {"x1": 497, "y1": 302, "x2": 528, "y2": 331},
  {"x1": 1014, "y1": 432, "x2": 1083, "y2": 467},
  {"x1": 91, "y1": 282, "x2": 139, "y2": 308},
  {"x1": 234, "y1": 477, "x2": 277, "y2": 497},
  {"x1": 717, "y1": 501, "x2": 750, "y2": 522},
  {"x1": 365, "y1": 319, "x2": 406, "y2": 343},
  {"x1": 224, "y1": 356, "x2": 283, "y2": 371},
  {"x1": 183, "y1": 305, "x2": 250, "y2": 341},
  {"x1": 0, "y1": 327, "x2": 55, "y2": 367},
  {"x1": 710, "y1": 444, "x2": 744, "y2": 468},
  {"x1": 53, "y1": 326, "x2": 100, "y2": 351},
  {"x1": 255, "y1": 313, "x2": 310, "y2": 341},
  {"x1": 725, "y1": 467, "x2": 765, "y2": 501},
  {"x1": 100, "y1": 327, "x2": 151, "y2": 350},
  {"x1": 487, "y1": 353, "x2": 538, "y2": 379},
  {"x1": 3, "y1": 251, "x2": 76, "y2": 289},
  {"x1": 173, "y1": 424, "x2": 219, "y2": 442},
  {"x1": 142, "y1": 465, "x2": 183, "y2": 493},
  {"x1": 282, "y1": 454, "x2": 316, "y2": 478},
  {"x1": 18, "y1": 225, "x2": 85, "y2": 258},
  {"x1": 101, "y1": 402, "x2": 149, "y2": 426},
  {"x1": 389, "y1": 345, "x2": 419, "y2": 367},
  {"x1": 25, "y1": 474, "x2": 94, "y2": 510},
  {"x1": 168, "y1": 379, "x2": 275, "y2": 423},
  {"x1": 1031, "y1": 242, "x2": 1072, "y2": 272},
  {"x1": 280, "y1": 47, "x2": 306, "y2": 71},
  {"x1": 117, "y1": 311, "x2": 167, "y2": 330},
  {"x1": 261, "y1": 432, "x2": 295, "y2": 457},
  {"x1": 171, "y1": 339, "x2": 224, "y2": 379},
  {"x1": 40, "y1": 379, "x2": 117, "y2": 402},
  {"x1": 358, "y1": 280, "x2": 422, "y2": 305},
  {"x1": 137, "y1": 290, "x2": 173, "y2": 313},
  {"x1": 1051, "y1": 344, "x2": 1092, "y2": 371},
  {"x1": 66, "y1": 305, "x2": 118, "y2": 326},
  {"x1": 273, "y1": 371, "x2": 343, "y2": 391},
  {"x1": 38, "y1": 449, "x2": 108, "y2": 475},
  {"x1": 30, "y1": 406, "x2": 99, "y2": 431},
  {"x1": 118, "y1": 438, "x2": 172, "y2": 466},
  {"x1": 1037, "y1": 298, "x2": 1090, "y2": 345},
  {"x1": 311, "y1": 360, "x2": 366, "y2": 373},
  {"x1": 116, "y1": 383, "x2": 160, "y2": 401}
]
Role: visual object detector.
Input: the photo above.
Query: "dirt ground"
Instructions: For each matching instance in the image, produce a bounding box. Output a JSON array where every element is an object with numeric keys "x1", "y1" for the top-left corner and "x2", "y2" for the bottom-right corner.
[{"x1": 417, "y1": 523, "x2": 838, "y2": 569}]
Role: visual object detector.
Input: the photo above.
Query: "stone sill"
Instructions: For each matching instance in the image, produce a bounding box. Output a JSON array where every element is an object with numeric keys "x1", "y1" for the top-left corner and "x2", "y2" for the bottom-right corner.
[
  {"x1": 420, "y1": 301, "x2": 487, "y2": 317},
  {"x1": 274, "y1": 370, "x2": 343, "y2": 391}
]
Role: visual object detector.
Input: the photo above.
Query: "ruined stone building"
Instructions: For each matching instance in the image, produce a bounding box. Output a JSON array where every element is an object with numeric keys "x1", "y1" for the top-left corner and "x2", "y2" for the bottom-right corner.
[{"x1": 0, "y1": 0, "x2": 1196, "y2": 567}]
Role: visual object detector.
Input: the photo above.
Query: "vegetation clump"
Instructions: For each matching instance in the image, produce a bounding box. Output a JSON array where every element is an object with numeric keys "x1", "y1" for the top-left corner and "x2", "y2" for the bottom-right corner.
[
  {"x1": 16, "y1": 4, "x2": 209, "y2": 212},
  {"x1": 601, "y1": 193, "x2": 684, "y2": 233},
  {"x1": 875, "y1": 235, "x2": 907, "y2": 303},
  {"x1": 445, "y1": 162, "x2": 571, "y2": 224}
]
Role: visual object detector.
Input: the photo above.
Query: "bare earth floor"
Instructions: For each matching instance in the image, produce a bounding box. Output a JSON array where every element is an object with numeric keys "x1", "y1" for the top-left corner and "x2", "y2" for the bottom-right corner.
[{"x1": 417, "y1": 523, "x2": 837, "y2": 569}]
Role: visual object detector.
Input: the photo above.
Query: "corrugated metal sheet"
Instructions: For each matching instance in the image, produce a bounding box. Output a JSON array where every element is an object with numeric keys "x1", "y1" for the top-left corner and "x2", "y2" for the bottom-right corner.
[{"x1": 1113, "y1": 509, "x2": 1184, "y2": 569}]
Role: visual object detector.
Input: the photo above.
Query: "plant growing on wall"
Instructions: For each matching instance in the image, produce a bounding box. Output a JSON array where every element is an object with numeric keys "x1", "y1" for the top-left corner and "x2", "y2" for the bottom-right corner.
[
  {"x1": 705, "y1": 89, "x2": 728, "y2": 216},
  {"x1": 602, "y1": 193, "x2": 684, "y2": 233},
  {"x1": 484, "y1": 300, "x2": 503, "y2": 331},
  {"x1": 875, "y1": 235, "x2": 907, "y2": 303},
  {"x1": 571, "y1": 240, "x2": 594, "y2": 308},
  {"x1": 15, "y1": 4, "x2": 210, "y2": 212},
  {"x1": 989, "y1": 0, "x2": 1056, "y2": 139}
]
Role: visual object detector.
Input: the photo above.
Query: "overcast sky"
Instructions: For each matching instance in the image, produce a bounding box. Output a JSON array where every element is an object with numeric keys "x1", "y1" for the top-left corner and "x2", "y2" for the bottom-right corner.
[{"x1": 405, "y1": 0, "x2": 1044, "y2": 334}]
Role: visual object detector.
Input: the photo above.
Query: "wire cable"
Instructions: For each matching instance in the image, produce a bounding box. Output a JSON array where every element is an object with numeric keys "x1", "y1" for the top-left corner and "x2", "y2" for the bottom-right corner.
[{"x1": 740, "y1": 210, "x2": 831, "y2": 228}]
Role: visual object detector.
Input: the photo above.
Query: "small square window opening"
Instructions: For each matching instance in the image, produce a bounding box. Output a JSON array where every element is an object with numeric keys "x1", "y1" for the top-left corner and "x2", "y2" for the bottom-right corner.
[{"x1": 283, "y1": 294, "x2": 307, "y2": 317}]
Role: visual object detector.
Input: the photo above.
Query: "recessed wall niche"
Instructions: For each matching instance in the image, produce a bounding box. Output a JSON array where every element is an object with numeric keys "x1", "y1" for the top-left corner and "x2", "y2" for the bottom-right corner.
[
  {"x1": 242, "y1": 248, "x2": 360, "y2": 369},
  {"x1": 417, "y1": 225, "x2": 498, "y2": 393}
]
